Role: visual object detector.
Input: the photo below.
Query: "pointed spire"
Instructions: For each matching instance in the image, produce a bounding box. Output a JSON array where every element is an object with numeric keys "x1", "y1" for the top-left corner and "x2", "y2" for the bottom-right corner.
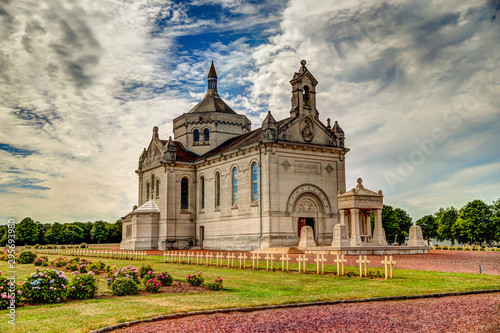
[
  {"x1": 207, "y1": 60, "x2": 217, "y2": 78},
  {"x1": 262, "y1": 111, "x2": 277, "y2": 128},
  {"x1": 206, "y1": 61, "x2": 218, "y2": 95},
  {"x1": 332, "y1": 120, "x2": 344, "y2": 136}
]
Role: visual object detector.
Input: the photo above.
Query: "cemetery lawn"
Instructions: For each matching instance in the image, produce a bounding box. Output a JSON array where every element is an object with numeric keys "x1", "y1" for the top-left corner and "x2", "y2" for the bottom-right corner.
[{"x1": 2, "y1": 255, "x2": 499, "y2": 333}]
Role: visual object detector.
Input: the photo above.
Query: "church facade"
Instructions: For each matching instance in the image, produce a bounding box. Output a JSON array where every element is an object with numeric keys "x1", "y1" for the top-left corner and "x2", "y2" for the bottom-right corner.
[{"x1": 120, "y1": 60, "x2": 349, "y2": 251}]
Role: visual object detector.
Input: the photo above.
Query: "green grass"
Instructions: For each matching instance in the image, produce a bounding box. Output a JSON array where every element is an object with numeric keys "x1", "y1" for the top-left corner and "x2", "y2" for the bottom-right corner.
[{"x1": 2, "y1": 255, "x2": 499, "y2": 333}]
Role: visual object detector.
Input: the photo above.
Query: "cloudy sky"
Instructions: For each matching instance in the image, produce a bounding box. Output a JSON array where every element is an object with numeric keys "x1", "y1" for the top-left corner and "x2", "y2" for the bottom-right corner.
[{"x1": 1, "y1": 0, "x2": 499, "y2": 224}]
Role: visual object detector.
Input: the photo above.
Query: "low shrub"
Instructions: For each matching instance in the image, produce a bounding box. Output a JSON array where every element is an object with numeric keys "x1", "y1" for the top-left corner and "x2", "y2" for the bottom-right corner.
[
  {"x1": 68, "y1": 272, "x2": 99, "y2": 299},
  {"x1": 46, "y1": 245, "x2": 53, "y2": 249},
  {"x1": 80, "y1": 243, "x2": 88, "y2": 249},
  {"x1": 107, "y1": 265, "x2": 140, "y2": 286},
  {"x1": 21, "y1": 268, "x2": 69, "y2": 304},
  {"x1": 145, "y1": 278, "x2": 161, "y2": 293},
  {"x1": 0, "y1": 248, "x2": 10, "y2": 261},
  {"x1": 52, "y1": 257, "x2": 69, "y2": 267},
  {"x1": 156, "y1": 271, "x2": 173, "y2": 286},
  {"x1": 18, "y1": 251, "x2": 37, "y2": 264},
  {"x1": 89, "y1": 261, "x2": 106, "y2": 273},
  {"x1": 366, "y1": 271, "x2": 385, "y2": 279},
  {"x1": 186, "y1": 272, "x2": 204, "y2": 286},
  {"x1": 24, "y1": 245, "x2": 32, "y2": 249},
  {"x1": 0, "y1": 271, "x2": 22, "y2": 310},
  {"x1": 139, "y1": 263, "x2": 154, "y2": 278},
  {"x1": 66, "y1": 262, "x2": 78, "y2": 271},
  {"x1": 60, "y1": 245, "x2": 66, "y2": 250},
  {"x1": 33, "y1": 256, "x2": 49, "y2": 267},
  {"x1": 206, "y1": 277, "x2": 223, "y2": 291},
  {"x1": 34, "y1": 244, "x2": 40, "y2": 249},
  {"x1": 441, "y1": 245, "x2": 449, "y2": 250},
  {"x1": 110, "y1": 277, "x2": 138, "y2": 296},
  {"x1": 346, "y1": 271, "x2": 359, "y2": 277}
]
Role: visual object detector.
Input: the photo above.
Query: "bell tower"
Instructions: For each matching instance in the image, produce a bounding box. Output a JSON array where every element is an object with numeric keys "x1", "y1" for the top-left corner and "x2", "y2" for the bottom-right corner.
[{"x1": 289, "y1": 60, "x2": 319, "y2": 118}]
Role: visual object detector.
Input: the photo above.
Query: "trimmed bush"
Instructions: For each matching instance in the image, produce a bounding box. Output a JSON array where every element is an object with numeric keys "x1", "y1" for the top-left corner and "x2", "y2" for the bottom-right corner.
[
  {"x1": 52, "y1": 257, "x2": 69, "y2": 267},
  {"x1": 156, "y1": 271, "x2": 173, "y2": 286},
  {"x1": 139, "y1": 263, "x2": 154, "y2": 278},
  {"x1": 145, "y1": 278, "x2": 161, "y2": 293},
  {"x1": 0, "y1": 271, "x2": 22, "y2": 310},
  {"x1": 206, "y1": 277, "x2": 223, "y2": 291},
  {"x1": 107, "y1": 265, "x2": 140, "y2": 286},
  {"x1": 80, "y1": 243, "x2": 88, "y2": 249},
  {"x1": 68, "y1": 272, "x2": 99, "y2": 299},
  {"x1": 34, "y1": 244, "x2": 40, "y2": 249},
  {"x1": 18, "y1": 251, "x2": 37, "y2": 264},
  {"x1": 441, "y1": 245, "x2": 448, "y2": 250},
  {"x1": 186, "y1": 272, "x2": 204, "y2": 286},
  {"x1": 89, "y1": 261, "x2": 106, "y2": 273},
  {"x1": 34, "y1": 256, "x2": 49, "y2": 267},
  {"x1": 21, "y1": 268, "x2": 68, "y2": 304},
  {"x1": 110, "y1": 277, "x2": 138, "y2": 296}
]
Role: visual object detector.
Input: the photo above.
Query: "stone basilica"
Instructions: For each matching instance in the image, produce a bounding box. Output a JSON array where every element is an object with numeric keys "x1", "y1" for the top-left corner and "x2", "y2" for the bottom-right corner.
[{"x1": 120, "y1": 60, "x2": 394, "y2": 251}]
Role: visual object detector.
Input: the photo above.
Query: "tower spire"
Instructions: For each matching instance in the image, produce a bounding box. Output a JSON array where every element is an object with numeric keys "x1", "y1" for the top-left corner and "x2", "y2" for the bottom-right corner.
[{"x1": 207, "y1": 61, "x2": 218, "y2": 96}]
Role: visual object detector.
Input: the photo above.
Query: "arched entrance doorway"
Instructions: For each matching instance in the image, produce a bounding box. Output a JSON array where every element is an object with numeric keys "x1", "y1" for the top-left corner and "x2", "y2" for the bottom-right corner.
[{"x1": 293, "y1": 193, "x2": 324, "y2": 244}]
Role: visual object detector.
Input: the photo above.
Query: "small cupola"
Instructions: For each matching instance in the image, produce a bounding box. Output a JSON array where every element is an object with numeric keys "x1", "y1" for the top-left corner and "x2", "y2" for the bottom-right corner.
[{"x1": 289, "y1": 60, "x2": 319, "y2": 118}]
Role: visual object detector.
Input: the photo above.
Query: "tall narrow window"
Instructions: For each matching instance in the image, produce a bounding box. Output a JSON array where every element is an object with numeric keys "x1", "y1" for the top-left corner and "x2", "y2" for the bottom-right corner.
[
  {"x1": 156, "y1": 179, "x2": 160, "y2": 198},
  {"x1": 181, "y1": 178, "x2": 189, "y2": 210},
  {"x1": 232, "y1": 167, "x2": 238, "y2": 206},
  {"x1": 204, "y1": 128, "x2": 210, "y2": 141},
  {"x1": 251, "y1": 162, "x2": 258, "y2": 202},
  {"x1": 193, "y1": 129, "x2": 199, "y2": 142},
  {"x1": 215, "y1": 172, "x2": 220, "y2": 208},
  {"x1": 200, "y1": 176, "x2": 205, "y2": 209},
  {"x1": 146, "y1": 182, "x2": 150, "y2": 200}
]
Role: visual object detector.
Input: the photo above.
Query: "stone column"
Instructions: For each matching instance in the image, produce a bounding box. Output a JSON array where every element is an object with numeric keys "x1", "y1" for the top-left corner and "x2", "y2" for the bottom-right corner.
[
  {"x1": 372, "y1": 209, "x2": 387, "y2": 245},
  {"x1": 339, "y1": 209, "x2": 346, "y2": 225},
  {"x1": 365, "y1": 211, "x2": 372, "y2": 238},
  {"x1": 350, "y1": 208, "x2": 362, "y2": 246}
]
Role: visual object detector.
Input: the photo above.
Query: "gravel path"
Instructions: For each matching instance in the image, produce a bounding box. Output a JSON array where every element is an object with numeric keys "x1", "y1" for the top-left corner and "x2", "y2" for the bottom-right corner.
[{"x1": 114, "y1": 293, "x2": 500, "y2": 333}]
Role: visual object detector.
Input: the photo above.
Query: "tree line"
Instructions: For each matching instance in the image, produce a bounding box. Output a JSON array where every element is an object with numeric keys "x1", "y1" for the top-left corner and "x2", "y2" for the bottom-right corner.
[
  {"x1": 0, "y1": 218, "x2": 122, "y2": 246},
  {"x1": 380, "y1": 198, "x2": 500, "y2": 245},
  {"x1": 416, "y1": 198, "x2": 500, "y2": 246}
]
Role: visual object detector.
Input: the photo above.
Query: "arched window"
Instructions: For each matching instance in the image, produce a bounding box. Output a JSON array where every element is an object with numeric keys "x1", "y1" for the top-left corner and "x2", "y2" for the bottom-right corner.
[
  {"x1": 193, "y1": 129, "x2": 199, "y2": 142},
  {"x1": 146, "y1": 182, "x2": 150, "y2": 200},
  {"x1": 232, "y1": 167, "x2": 238, "y2": 206},
  {"x1": 251, "y1": 162, "x2": 258, "y2": 202},
  {"x1": 200, "y1": 176, "x2": 205, "y2": 209},
  {"x1": 303, "y1": 86, "x2": 311, "y2": 108},
  {"x1": 204, "y1": 128, "x2": 210, "y2": 141},
  {"x1": 156, "y1": 178, "x2": 160, "y2": 198},
  {"x1": 181, "y1": 178, "x2": 189, "y2": 210},
  {"x1": 215, "y1": 172, "x2": 220, "y2": 208}
]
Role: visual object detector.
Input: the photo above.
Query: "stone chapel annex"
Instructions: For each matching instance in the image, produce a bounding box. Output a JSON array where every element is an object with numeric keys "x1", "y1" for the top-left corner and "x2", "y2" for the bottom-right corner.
[{"x1": 121, "y1": 60, "x2": 368, "y2": 251}]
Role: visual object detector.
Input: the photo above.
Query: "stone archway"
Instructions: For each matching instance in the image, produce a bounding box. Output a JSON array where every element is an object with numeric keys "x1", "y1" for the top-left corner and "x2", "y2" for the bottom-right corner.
[{"x1": 292, "y1": 192, "x2": 325, "y2": 245}]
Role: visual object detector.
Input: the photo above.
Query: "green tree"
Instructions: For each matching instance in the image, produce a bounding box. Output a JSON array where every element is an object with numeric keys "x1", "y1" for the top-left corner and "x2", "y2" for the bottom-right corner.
[
  {"x1": 491, "y1": 198, "x2": 500, "y2": 242},
  {"x1": 435, "y1": 207, "x2": 458, "y2": 244},
  {"x1": 44, "y1": 223, "x2": 66, "y2": 244},
  {"x1": 416, "y1": 215, "x2": 438, "y2": 242},
  {"x1": 16, "y1": 217, "x2": 40, "y2": 245},
  {"x1": 74, "y1": 222, "x2": 94, "y2": 243},
  {"x1": 106, "y1": 220, "x2": 122, "y2": 243},
  {"x1": 452, "y1": 200, "x2": 493, "y2": 245},
  {"x1": 36, "y1": 222, "x2": 51, "y2": 245},
  {"x1": 0, "y1": 225, "x2": 8, "y2": 246},
  {"x1": 381, "y1": 205, "x2": 413, "y2": 244},
  {"x1": 91, "y1": 221, "x2": 109, "y2": 244},
  {"x1": 63, "y1": 224, "x2": 84, "y2": 244}
]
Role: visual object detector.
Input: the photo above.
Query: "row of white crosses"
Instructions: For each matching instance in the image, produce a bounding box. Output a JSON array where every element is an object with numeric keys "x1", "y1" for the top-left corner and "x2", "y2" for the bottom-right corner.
[
  {"x1": 32, "y1": 248, "x2": 147, "y2": 260},
  {"x1": 162, "y1": 251, "x2": 397, "y2": 278}
]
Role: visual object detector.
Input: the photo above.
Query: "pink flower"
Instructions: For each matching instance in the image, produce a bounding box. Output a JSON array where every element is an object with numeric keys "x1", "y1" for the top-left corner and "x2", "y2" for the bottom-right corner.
[
  {"x1": 39, "y1": 273, "x2": 44, "y2": 277},
  {"x1": 17, "y1": 290, "x2": 21, "y2": 294},
  {"x1": 57, "y1": 297, "x2": 60, "y2": 300}
]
